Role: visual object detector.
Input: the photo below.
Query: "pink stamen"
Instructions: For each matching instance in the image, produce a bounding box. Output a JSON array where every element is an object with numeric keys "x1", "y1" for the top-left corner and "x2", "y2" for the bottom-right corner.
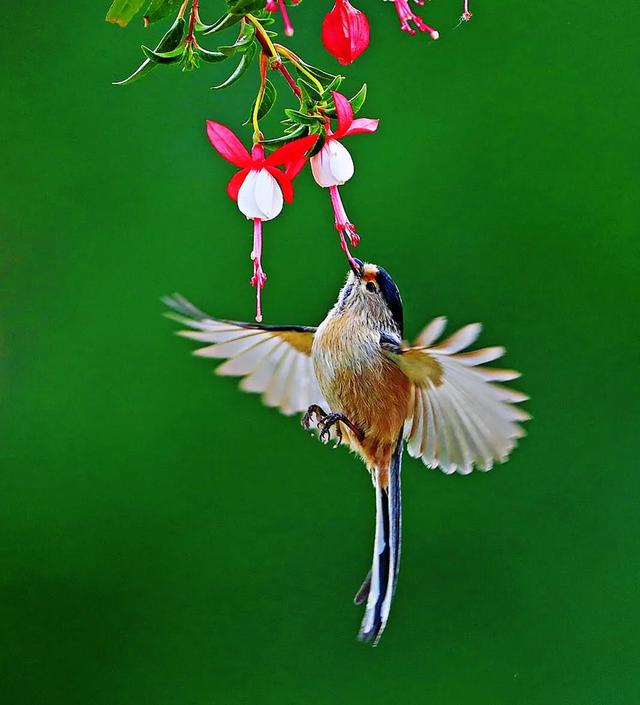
[
  {"x1": 461, "y1": 0, "x2": 472, "y2": 20},
  {"x1": 278, "y1": 0, "x2": 294, "y2": 36},
  {"x1": 392, "y1": 0, "x2": 439, "y2": 39},
  {"x1": 250, "y1": 218, "x2": 267, "y2": 322},
  {"x1": 329, "y1": 186, "x2": 360, "y2": 269},
  {"x1": 265, "y1": 0, "x2": 277, "y2": 11}
]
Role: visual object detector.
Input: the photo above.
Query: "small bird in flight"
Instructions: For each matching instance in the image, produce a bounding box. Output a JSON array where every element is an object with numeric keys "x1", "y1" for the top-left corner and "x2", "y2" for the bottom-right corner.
[{"x1": 164, "y1": 259, "x2": 529, "y2": 644}]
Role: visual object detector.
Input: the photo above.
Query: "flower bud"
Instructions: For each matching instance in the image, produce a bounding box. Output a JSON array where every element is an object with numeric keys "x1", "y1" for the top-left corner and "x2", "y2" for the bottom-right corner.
[{"x1": 322, "y1": 0, "x2": 370, "y2": 66}]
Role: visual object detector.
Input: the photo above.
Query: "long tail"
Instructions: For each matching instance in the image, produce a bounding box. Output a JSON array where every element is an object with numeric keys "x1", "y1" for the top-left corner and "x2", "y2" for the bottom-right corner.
[{"x1": 356, "y1": 436, "x2": 403, "y2": 645}]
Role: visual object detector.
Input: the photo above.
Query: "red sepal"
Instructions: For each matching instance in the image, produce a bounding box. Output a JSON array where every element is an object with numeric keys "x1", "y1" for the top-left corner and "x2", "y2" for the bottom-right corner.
[
  {"x1": 265, "y1": 134, "x2": 318, "y2": 167},
  {"x1": 206, "y1": 121, "x2": 252, "y2": 168},
  {"x1": 344, "y1": 117, "x2": 379, "y2": 136},
  {"x1": 266, "y1": 166, "x2": 294, "y2": 203},
  {"x1": 227, "y1": 168, "x2": 250, "y2": 201},
  {"x1": 332, "y1": 91, "x2": 354, "y2": 137}
]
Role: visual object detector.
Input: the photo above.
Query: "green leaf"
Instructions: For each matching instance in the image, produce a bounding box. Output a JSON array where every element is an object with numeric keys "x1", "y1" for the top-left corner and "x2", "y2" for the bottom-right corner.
[
  {"x1": 211, "y1": 41, "x2": 256, "y2": 90},
  {"x1": 247, "y1": 79, "x2": 277, "y2": 123},
  {"x1": 142, "y1": 0, "x2": 182, "y2": 25},
  {"x1": 225, "y1": 0, "x2": 264, "y2": 13},
  {"x1": 324, "y1": 84, "x2": 368, "y2": 117},
  {"x1": 202, "y1": 12, "x2": 241, "y2": 35},
  {"x1": 297, "y1": 78, "x2": 323, "y2": 102},
  {"x1": 113, "y1": 15, "x2": 185, "y2": 85},
  {"x1": 218, "y1": 22, "x2": 256, "y2": 56},
  {"x1": 262, "y1": 125, "x2": 307, "y2": 146},
  {"x1": 283, "y1": 109, "x2": 321, "y2": 126},
  {"x1": 320, "y1": 75, "x2": 344, "y2": 98},
  {"x1": 180, "y1": 44, "x2": 201, "y2": 71},
  {"x1": 197, "y1": 45, "x2": 227, "y2": 63},
  {"x1": 349, "y1": 83, "x2": 367, "y2": 114},
  {"x1": 308, "y1": 125, "x2": 327, "y2": 157},
  {"x1": 106, "y1": 0, "x2": 146, "y2": 27},
  {"x1": 142, "y1": 42, "x2": 185, "y2": 63},
  {"x1": 293, "y1": 58, "x2": 339, "y2": 85}
]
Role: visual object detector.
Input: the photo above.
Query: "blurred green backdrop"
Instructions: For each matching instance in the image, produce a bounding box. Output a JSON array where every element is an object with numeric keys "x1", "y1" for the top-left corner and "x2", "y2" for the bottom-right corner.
[{"x1": 2, "y1": 1, "x2": 640, "y2": 703}]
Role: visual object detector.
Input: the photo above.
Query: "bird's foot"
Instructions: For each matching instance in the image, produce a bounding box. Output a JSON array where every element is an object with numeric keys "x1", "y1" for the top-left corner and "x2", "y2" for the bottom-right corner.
[
  {"x1": 301, "y1": 405, "x2": 364, "y2": 447},
  {"x1": 302, "y1": 404, "x2": 327, "y2": 432}
]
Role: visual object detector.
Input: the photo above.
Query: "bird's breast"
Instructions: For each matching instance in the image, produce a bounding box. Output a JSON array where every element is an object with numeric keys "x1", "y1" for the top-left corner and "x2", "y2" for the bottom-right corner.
[
  {"x1": 312, "y1": 314, "x2": 411, "y2": 454},
  {"x1": 312, "y1": 314, "x2": 380, "y2": 382}
]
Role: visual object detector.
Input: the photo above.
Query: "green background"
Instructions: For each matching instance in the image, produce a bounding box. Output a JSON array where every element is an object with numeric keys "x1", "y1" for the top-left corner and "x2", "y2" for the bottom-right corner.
[{"x1": 2, "y1": 1, "x2": 639, "y2": 703}]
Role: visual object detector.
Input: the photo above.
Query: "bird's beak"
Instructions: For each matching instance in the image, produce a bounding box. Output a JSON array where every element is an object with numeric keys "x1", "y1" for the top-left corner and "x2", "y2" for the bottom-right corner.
[{"x1": 350, "y1": 257, "x2": 364, "y2": 277}]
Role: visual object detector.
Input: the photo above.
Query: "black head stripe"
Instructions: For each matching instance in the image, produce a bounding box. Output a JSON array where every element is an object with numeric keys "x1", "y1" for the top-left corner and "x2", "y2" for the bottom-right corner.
[{"x1": 375, "y1": 266, "x2": 403, "y2": 336}]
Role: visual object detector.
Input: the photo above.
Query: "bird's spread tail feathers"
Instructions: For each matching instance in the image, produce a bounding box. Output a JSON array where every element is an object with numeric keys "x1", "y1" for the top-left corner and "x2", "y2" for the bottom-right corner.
[{"x1": 357, "y1": 436, "x2": 403, "y2": 645}]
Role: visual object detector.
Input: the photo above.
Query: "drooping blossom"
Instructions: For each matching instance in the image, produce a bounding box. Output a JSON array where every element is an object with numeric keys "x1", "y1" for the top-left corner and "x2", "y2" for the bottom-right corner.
[
  {"x1": 384, "y1": 0, "x2": 439, "y2": 39},
  {"x1": 322, "y1": 0, "x2": 370, "y2": 65},
  {"x1": 266, "y1": 0, "x2": 300, "y2": 37},
  {"x1": 206, "y1": 121, "x2": 316, "y2": 321},
  {"x1": 309, "y1": 92, "x2": 378, "y2": 267}
]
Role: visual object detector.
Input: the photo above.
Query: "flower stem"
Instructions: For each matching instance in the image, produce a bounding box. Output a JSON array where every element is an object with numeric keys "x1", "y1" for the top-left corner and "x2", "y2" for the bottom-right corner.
[
  {"x1": 246, "y1": 14, "x2": 278, "y2": 59},
  {"x1": 274, "y1": 44, "x2": 325, "y2": 96},
  {"x1": 252, "y1": 52, "x2": 268, "y2": 143},
  {"x1": 273, "y1": 61, "x2": 302, "y2": 98},
  {"x1": 186, "y1": 0, "x2": 199, "y2": 42}
]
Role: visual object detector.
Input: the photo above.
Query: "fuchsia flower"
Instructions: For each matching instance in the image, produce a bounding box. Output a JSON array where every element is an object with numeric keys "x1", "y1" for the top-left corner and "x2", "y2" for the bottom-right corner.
[
  {"x1": 322, "y1": 0, "x2": 370, "y2": 66},
  {"x1": 385, "y1": 0, "x2": 439, "y2": 39},
  {"x1": 310, "y1": 92, "x2": 378, "y2": 267},
  {"x1": 266, "y1": 0, "x2": 300, "y2": 37},
  {"x1": 206, "y1": 120, "x2": 317, "y2": 321}
]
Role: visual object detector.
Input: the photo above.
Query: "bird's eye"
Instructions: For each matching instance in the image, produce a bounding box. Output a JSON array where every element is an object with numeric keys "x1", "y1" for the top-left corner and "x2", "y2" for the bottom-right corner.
[{"x1": 365, "y1": 281, "x2": 377, "y2": 293}]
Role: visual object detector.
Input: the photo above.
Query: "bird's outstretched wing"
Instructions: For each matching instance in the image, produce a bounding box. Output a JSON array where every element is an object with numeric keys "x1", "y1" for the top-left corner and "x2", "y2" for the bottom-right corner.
[
  {"x1": 163, "y1": 294, "x2": 327, "y2": 416},
  {"x1": 395, "y1": 317, "x2": 530, "y2": 475}
]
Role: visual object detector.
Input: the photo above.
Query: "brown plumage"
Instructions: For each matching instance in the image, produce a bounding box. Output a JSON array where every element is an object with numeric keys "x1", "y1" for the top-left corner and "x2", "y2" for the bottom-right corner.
[{"x1": 164, "y1": 259, "x2": 530, "y2": 645}]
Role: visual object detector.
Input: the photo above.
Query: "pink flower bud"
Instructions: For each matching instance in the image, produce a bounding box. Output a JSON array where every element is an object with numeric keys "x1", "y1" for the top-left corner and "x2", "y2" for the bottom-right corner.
[{"x1": 322, "y1": 0, "x2": 370, "y2": 66}]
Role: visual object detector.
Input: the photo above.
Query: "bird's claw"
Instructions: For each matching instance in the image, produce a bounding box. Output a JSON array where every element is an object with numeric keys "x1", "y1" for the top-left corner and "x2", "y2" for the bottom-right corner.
[
  {"x1": 302, "y1": 404, "x2": 326, "y2": 431},
  {"x1": 302, "y1": 405, "x2": 364, "y2": 446},
  {"x1": 319, "y1": 415, "x2": 343, "y2": 447}
]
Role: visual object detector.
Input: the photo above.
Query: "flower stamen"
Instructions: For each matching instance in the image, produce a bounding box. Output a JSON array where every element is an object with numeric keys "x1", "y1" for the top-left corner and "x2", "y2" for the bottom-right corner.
[
  {"x1": 250, "y1": 218, "x2": 267, "y2": 322},
  {"x1": 390, "y1": 0, "x2": 439, "y2": 39},
  {"x1": 329, "y1": 185, "x2": 360, "y2": 270}
]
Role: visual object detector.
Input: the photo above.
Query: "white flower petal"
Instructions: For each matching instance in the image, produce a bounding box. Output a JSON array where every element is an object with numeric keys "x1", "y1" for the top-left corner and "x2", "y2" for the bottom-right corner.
[
  {"x1": 237, "y1": 171, "x2": 263, "y2": 219},
  {"x1": 254, "y1": 169, "x2": 283, "y2": 221},
  {"x1": 310, "y1": 145, "x2": 336, "y2": 187},
  {"x1": 328, "y1": 140, "x2": 354, "y2": 184},
  {"x1": 237, "y1": 169, "x2": 283, "y2": 221},
  {"x1": 310, "y1": 140, "x2": 354, "y2": 187}
]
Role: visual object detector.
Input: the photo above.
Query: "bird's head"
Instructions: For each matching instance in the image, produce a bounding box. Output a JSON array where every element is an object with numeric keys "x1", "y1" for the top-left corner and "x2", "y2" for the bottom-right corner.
[{"x1": 335, "y1": 258, "x2": 404, "y2": 336}]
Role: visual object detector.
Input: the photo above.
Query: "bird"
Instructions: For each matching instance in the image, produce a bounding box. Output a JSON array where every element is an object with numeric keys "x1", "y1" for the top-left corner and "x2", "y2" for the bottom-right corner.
[{"x1": 163, "y1": 258, "x2": 530, "y2": 645}]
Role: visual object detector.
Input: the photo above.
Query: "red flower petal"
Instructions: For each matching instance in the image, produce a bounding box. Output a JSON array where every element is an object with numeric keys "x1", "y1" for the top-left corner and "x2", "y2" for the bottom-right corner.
[
  {"x1": 206, "y1": 121, "x2": 252, "y2": 167},
  {"x1": 332, "y1": 91, "x2": 354, "y2": 137},
  {"x1": 344, "y1": 117, "x2": 379, "y2": 136},
  {"x1": 227, "y1": 168, "x2": 250, "y2": 201},
  {"x1": 265, "y1": 134, "x2": 318, "y2": 167},
  {"x1": 266, "y1": 166, "x2": 294, "y2": 204}
]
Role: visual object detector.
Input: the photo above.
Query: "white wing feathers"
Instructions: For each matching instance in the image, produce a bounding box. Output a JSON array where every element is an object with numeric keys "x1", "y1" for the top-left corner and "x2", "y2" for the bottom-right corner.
[
  {"x1": 164, "y1": 294, "x2": 326, "y2": 416},
  {"x1": 165, "y1": 296, "x2": 529, "y2": 474},
  {"x1": 403, "y1": 318, "x2": 530, "y2": 475}
]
